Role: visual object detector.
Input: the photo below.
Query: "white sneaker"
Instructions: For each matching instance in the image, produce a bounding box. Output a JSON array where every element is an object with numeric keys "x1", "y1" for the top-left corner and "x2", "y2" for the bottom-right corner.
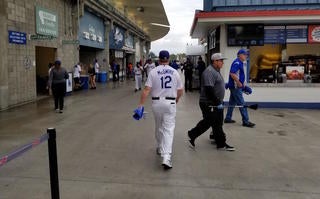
[
  {"x1": 162, "y1": 158, "x2": 172, "y2": 170},
  {"x1": 55, "y1": 109, "x2": 59, "y2": 113}
]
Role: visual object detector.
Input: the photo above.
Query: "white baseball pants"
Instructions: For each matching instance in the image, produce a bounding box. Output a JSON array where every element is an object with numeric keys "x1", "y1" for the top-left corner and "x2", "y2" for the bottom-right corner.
[
  {"x1": 152, "y1": 98, "x2": 176, "y2": 160},
  {"x1": 135, "y1": 75, "x2": 142, "y2": 89}
]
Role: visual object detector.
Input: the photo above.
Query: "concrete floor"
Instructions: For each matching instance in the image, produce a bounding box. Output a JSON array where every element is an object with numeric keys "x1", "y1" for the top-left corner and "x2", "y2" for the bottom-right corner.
[{"x1": 0, "y1": 79, "x2": 320, "y2": 199}]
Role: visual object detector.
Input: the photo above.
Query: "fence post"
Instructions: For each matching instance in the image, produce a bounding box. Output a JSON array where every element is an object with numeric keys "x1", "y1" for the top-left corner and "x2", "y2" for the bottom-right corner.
[{"x1": 47, "y1": 128, "x2": 60, "y2": 199}]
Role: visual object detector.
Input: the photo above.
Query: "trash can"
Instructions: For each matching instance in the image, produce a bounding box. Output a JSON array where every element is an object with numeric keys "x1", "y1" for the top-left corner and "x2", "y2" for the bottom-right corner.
[
  {"x1": 100, "y1": 72, "x2": 107, "y2": 83},
  {"x1": 66, "y1": 72, "x2": 73, "y2": 94},
  {"x1": 80, "y1": 75, "x2": 89, "y2": 89}
]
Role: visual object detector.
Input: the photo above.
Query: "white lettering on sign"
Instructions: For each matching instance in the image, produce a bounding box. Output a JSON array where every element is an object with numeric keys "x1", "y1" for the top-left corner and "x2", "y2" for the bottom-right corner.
[
  {"x1": 90, "y1": 33, "x2": 97, "y2": 41},
  {"x1": 83, "y1": 32, "x2": 90, "y2": 40},
  {"x1": 39, "y1": 10, "x2": 56, "y2": 25}
]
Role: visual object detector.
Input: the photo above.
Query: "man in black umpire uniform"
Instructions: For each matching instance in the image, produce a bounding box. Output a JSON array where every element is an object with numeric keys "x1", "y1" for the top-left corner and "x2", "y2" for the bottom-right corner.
[
  {"x1": 187, "y1": 53, "x2": 235, "y2": 151},
  {"x1": 183, "y1": 57, "x2": 194, "y2": 92}
]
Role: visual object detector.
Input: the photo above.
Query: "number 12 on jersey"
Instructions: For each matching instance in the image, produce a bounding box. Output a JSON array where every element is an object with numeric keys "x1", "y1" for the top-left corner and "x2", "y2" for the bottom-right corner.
[{"x1": 160, "y1": 76, "x2": 172, "y2": 89}]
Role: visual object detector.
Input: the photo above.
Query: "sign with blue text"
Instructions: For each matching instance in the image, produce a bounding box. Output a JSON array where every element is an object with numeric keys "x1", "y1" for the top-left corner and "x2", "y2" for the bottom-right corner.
[{"x1": 8, "y1": 31, "x2": 27, "y2": 44}]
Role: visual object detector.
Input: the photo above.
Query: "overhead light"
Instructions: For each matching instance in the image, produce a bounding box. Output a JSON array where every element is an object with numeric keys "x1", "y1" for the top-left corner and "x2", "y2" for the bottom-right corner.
[
  {"x1": 150, "y1": 23, "x2": 170, "y2": 28},
  {"x1": 137, "y1": 6, "x2": 144, "y2": 12}
]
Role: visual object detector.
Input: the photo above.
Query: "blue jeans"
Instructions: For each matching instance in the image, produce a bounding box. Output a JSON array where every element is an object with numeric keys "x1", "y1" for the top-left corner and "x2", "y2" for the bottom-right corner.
[{"x1": 225, "y1": 88, "x2": 249, "y2": 124}]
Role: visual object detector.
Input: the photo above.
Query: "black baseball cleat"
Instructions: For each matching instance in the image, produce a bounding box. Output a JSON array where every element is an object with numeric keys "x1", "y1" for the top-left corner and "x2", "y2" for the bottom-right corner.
[
  {"x1": 217, "y1": 144, "x2": 235, "y2": 151},
  {"x1": 242, "y1": 121, "x2": 255, "y2": 128},
  {"x1": 187, "y1": 131, "x2": 195, "y2": 148},
  {"x1": 224, "y1": 119, "x2": 236, "y2": 123}
]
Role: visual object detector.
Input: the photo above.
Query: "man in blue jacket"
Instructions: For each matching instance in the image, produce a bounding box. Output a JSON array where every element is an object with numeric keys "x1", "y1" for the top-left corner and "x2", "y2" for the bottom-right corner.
[{"x1": 225, "y1": 49, "x2": 255, "y2": 128}]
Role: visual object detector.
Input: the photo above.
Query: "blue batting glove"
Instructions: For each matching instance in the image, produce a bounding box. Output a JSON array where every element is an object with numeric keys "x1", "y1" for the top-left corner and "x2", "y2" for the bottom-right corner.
[
  {"x1": 243, "y1": 86, "x2": 252, "y2": 95},
  {"x1": 217, "y1": 104, "x2": 224, "y2": 110},
  {"x1": 225, "y1": 83, "x2": 229, "y2": 90},
  {"x1": 133, "y1": 106, "x2": 144, "y2": 120}
]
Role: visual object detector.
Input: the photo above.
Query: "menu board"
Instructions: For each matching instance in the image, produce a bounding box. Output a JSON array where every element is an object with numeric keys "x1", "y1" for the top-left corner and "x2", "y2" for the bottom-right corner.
[
  {"x1": 286, "y1": 25, "x2": 308, "y2": 43},
  {"x1": 264, "y1": 26, "x2": 286, "y2": 44},
  {"x1": 308, "y1": 25, "x2": 320, "y2": 43}
]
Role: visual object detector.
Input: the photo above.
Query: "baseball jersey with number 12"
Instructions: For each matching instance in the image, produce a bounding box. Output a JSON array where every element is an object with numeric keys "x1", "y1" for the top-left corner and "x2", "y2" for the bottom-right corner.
[{"x1": 145, "y1": 65, "x2": 183, "y2": 98}]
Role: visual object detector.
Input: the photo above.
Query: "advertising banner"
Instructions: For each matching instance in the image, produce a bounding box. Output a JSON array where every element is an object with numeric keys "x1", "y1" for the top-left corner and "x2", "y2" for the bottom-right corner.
[
  {"x1": 79, "y1": 11, "x2": 105, "y2": 49},
  {"x1": 109, "y1": 25, "x2": 125, "y2": 50},
  {"x1": 308, "y1": 25, "x2": 320, "y2": 43}
]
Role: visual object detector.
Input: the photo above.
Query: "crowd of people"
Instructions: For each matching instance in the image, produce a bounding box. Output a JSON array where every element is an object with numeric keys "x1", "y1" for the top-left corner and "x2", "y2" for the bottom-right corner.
[
  {"x1": 132, "y1": 49, "x2": 255, "y2": 170},
  {"x1": 47, "y1": 49, "x2": 255, "y2": 171}
]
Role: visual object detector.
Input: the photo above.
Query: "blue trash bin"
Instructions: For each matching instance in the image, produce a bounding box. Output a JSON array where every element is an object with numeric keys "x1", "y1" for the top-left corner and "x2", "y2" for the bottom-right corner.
[
  {"x1": 80, "y1": 75, "x2": 89, "y2": 89},
  {"x1": 100, "y1": 72, "x2": 107, "y2": 83}
]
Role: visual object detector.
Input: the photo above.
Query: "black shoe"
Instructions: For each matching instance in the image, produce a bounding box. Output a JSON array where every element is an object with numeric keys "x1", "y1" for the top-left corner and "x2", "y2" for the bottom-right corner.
[
  {"x1": 209, "y1": 131, "x2": 215, "y2": 140},
  {"x1": 242, "y1": 121, "x2": 255, "y2": 128},
  {"x1": 134, "y1": 89, "x2": 138, "y2": 92},
  {"x1": 217, "y1": 144, "x2": 235, "y2": 151},
  {"x1": 187, "y1": 131, "x2": 195, "y2": 148},
  {"x1": 224, "y1": 119, "x2": 236, "y2": 123}
]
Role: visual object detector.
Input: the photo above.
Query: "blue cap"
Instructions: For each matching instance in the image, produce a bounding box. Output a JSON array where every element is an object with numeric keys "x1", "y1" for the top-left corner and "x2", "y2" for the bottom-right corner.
[
  {"x1": 54, "y1": 60, "x2": 61, "y2": 65},
  {"x1": 237, "y1": 49, "x2": 248, "y2": 55},
  {"x1": 159, "y1": 50, "x2": 170, "y2": 60}
]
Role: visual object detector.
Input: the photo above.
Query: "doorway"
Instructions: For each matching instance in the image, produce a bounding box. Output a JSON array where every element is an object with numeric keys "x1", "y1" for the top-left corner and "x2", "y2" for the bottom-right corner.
[{"x1": 35, "y1": 46, "x2": 56, "y2": 95}]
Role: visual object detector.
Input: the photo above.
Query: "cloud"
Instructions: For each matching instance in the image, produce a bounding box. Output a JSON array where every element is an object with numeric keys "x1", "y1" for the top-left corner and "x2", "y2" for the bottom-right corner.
[{"x1": 151, "y1": 0, "x2": 203, "y2": 55}]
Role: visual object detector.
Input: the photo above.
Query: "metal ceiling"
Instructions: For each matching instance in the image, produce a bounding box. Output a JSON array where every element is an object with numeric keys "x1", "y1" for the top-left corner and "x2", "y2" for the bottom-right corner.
[{"x1": 107, "y1": 0, "x2": 170, "y2": 41}]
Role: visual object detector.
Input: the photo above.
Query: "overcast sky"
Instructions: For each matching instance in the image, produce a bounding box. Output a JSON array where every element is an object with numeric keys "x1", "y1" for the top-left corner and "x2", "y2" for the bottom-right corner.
[{"x1": 150, "y1": 0, "x2": 203, "y2": 55}]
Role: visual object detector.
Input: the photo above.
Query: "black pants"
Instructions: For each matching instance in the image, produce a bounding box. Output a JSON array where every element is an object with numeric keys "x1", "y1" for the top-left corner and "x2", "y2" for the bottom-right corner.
[
  {"x1": 185, "y1": 72, "x2": 193, "y2": 92},
  {"x1": 112, "y1": 71, "x2": 118, "y2": 82},
  {"x1": 52, "y1": 83, "x2": 66, "y2": 110},
  {"x1": 189, "y1": 102, "x2": 226, "y2": 147}
]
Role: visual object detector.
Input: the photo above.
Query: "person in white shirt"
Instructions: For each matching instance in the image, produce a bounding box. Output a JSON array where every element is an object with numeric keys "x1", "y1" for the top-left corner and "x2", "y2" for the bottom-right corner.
[
  {"x1": 143, "y1": 59, "x2": 156, "y2": 77},
  {"x1": 73, "y1": 63, "x2": 82, "y2": 90},
  {"x1": 137, "y1": 50, "x2": 183, "y2": 170},
  {"x1": 94, "y1": 59, "x2": 100, "y2": 74},
  {"x1": 134, "y1": 62, "x2": 143, "y2": 92}
]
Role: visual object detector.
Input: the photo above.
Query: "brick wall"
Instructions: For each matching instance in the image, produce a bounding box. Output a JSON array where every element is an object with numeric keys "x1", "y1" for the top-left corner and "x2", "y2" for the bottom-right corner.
[{"x1": 4, "y1": 0, "x2": 78, "y2": 108}]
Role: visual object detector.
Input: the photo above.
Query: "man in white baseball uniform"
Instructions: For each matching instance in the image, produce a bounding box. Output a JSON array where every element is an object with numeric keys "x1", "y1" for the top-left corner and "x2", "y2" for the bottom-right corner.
[
  {"x1": 137, "y1": 50, "x2": 183, "y2": 170},
  {"x1": 143, "y1": 59, "x2": 156, "y2": 77},
  {"x1": 134, "y1": 62, "x2": 143, "y2": 92}
]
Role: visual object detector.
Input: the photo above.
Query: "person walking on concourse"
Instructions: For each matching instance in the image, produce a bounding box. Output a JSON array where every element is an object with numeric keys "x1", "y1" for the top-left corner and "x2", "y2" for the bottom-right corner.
[
  {"x1": 136, "y1": 50, "x2": 183, "y2": 170},
  {"x1": 224, "y1": 49, "x2": 255, "y2": 128},
  {"x1": 48, "y1": 60, "x2": 69, "y2": 113},
  {"x1": 187, "y1": 53, "x2": 235, "y2": 151}
]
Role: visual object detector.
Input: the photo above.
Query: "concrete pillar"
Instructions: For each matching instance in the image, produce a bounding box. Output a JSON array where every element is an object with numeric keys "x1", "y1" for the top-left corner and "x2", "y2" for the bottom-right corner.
[
  {"x1": 135, "y1": 37, "x2": 140, "y2": 63},
  {"x1": 0, "y1": 0, "x2": 8, "y2": 110}
]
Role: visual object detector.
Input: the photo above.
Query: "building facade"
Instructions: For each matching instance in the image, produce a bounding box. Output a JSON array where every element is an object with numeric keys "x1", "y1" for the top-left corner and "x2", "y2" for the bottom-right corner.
[
  {"x1": 191, "y1": 0, "x2": 320, "y2": 108},
  {"x1": 0, "y1": 0, "x2": 169, "y2": 110}
]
